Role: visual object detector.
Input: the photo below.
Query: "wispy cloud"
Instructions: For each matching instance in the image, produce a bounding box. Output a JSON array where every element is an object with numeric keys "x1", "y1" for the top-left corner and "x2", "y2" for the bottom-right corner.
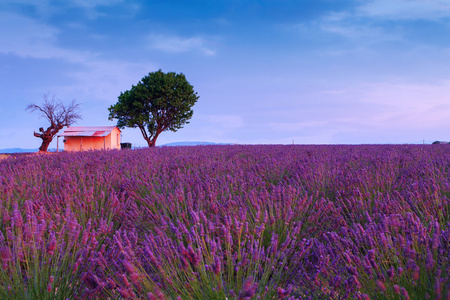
[
  {"x1": 261, "y1": 78, "x2": 450, "y2": 144},
  {"x1": 147, "y1": 34, "x2": 216, "y2": 56},
  {"x1": 0, "y1": 12, "x2": 156, "y2": 105},
  {"x1": 320, "y1": 21, "x2": 400, "y2": 43},
  {"x1": 1, "y1": 0, "x2": 127, "y2": 18},
  {"x1": 281, "y1": 12, "x2": 400, "y2": 50},
  {"x1": 282, "y1": 0, "x2": 450, "y2": 56},
  {"x1": 358, "y1": 80, "x2": 450, "y2": 129},
  {"x1": 1, "y1": 0, "x2": 124, "y2": 7},
  {"x1": 67, "y1": 0, "x2": 134, "y2": 19},
  {"x1": 0, "y1": 12, "x2": 89, "y2": 61},
  {"x1": 205, "y1": 114, "x2": 244, "y2": 129},
  {"x1": 0, "y1": 0, "x2": 54, "y2": 15},
  {"x1": 268, "y1": 120, "x2": 329, "y2": 132},
  {"x1": 68, "y1": 0, "x2": 124, "y2": 8},
  {"x1": 157, "y1": 114, "x2": 244, "y2": 145},
  {"x1": 61, "y1": 60, "x2": 156, "y2": 103},
  {"x1": 357, "y1": 0, "x2": 450, "y2": 20}
]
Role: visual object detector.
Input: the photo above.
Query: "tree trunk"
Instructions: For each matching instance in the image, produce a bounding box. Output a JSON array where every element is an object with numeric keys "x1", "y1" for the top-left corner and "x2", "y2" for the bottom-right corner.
[
  {"x1": 39, "y1": 139, "x2": 52, "y2": 152},
  {"x1": 38, "y1": 129, "x2": 53, "y2": 152},
  {"x1": 34, "y1": 125, "x2": 63, "y2": 152},
  {"x1": 147, "y1": 131, "x2": 162, "y2": 147}
]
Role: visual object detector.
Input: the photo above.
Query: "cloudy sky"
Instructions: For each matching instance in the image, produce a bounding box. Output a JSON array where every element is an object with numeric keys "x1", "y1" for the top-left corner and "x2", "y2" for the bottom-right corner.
[{"x1": 2, "y1": 0, "x2": 450, "y2": 149}]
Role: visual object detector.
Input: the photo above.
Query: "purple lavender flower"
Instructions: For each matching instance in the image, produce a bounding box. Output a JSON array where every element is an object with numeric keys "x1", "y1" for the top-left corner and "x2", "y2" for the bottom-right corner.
[
  {"x1": 387, "y1": 266, "x2": 395, "y2": 280},
  {"x1": 376, "y1": 279, "x2": 386, "y2": 292},
  {"x1": 238, "y1": 277, "x2": 257, "y2": 300},
  {"x1": 277, "y1": 285, "x2": 292, "y2": 299},
  {"x1": 0, "y1": 246, "x2": 12, "y2": 263},
  {"x1": 46, "y1": 232, "x2": 57, "y2": 255},
  {"x1": 187, "y1": 244, "x2": 199, "y2": 266},
  {"x1": 212, "y1": 256, "x2": 221, "y2": 275},
  {"x1": 401, "y1": 287, "x2": 410, "y2": 300}
]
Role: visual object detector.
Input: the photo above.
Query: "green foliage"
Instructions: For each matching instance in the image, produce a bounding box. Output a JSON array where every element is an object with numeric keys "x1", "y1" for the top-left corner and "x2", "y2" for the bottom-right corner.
[{"x1": 108, "y1": 69, "x2": 199, "y2": 147}]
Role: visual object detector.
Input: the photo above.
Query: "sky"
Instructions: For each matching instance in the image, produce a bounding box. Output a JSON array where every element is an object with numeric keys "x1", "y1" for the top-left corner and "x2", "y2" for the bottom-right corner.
[{"x1": 2, "y1": 0, "x2": 450, "y2": 149}]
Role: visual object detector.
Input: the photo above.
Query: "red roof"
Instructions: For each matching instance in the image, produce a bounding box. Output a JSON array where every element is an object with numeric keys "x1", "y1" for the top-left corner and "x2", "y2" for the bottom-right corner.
[{"x1": 93, "y1": 131, "x2": 106, "y2": 136}]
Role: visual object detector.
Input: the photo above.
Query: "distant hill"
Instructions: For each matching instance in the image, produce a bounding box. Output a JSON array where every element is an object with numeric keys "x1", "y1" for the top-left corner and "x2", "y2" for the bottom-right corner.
[
  {"x1": 0, "y1": 148, "x2": 57, "y2": 154},
  {"x1": 0, "y1": 148, "x2": 38, "y2": 154}
]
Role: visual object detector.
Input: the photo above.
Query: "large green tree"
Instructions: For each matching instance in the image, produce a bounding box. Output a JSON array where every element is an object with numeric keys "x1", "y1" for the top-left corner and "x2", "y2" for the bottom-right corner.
[{"x1": 108, "y1": 70, "x2": 199, "y2": 147}]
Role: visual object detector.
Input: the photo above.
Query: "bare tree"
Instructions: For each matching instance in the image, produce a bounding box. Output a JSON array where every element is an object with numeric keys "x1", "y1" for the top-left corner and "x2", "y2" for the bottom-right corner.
[{"x1": 26, "y1": 94, "x2": 82, "y2": 152}]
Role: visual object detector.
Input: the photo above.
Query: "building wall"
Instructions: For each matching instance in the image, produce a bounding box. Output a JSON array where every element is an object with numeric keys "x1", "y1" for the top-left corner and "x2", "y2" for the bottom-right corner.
[
  {"x1": 63, "y1": 128, "x2": 121, "y2": 151},
  {"x1": 109, "y1": 127, "x2": 121, "y2": 149}
]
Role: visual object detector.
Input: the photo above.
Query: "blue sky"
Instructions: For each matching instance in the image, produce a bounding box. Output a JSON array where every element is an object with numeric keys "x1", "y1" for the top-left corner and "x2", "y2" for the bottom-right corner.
[{"x1": 2, "y1": 0, "x2": 450, "y2": 148}]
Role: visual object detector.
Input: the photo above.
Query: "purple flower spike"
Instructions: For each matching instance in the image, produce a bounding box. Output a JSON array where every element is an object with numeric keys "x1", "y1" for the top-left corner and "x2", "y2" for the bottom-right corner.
[
  {"x1": 401, "y1": 287, "x2": 410, "y2": 300},
  {"x1": 393, "y1": 284, "x2": 400, "y2": 294},
  {"x1": 238, "y1": 277, "x2": 257, "y2": 300},
  {"x1": 425, "y1": 250, "x2": 435, "y2": 271},
  {"x1": 47, "y1": 232, "x2": 57, "y2": 255},
  {"x1": 434, "y1": 277, "x2": 442, "y2": 297},
  {"x1": 277, "y1": 285, "x2": 292, "y2": 299},
  {"x1": 376, "y1": 279, "x2": 386, "y2": 292},
  {"x1": 387, "y1": 266, "x2": 395, "y2": 280},
  {"x1": 0, "y1": 247, "x2": 12, "y2": 263},
  {"x1": 187, "y1": 244, "x2": 199, "y2": 267},
  {"x1": 212, "y1": 256, "x2": 221, "y2": 275}
]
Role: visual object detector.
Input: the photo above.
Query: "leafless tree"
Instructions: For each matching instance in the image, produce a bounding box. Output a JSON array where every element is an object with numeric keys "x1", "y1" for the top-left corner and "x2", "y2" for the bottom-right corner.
[{"x1": 26, "y1": 94, "x2": 82, "y2": 152}]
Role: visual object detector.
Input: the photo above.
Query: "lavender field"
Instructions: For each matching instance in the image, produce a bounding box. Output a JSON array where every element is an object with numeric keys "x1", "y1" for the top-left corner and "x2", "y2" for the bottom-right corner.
[{"x1": 0, "y1": 145, "x2": 449, "y2": 299}]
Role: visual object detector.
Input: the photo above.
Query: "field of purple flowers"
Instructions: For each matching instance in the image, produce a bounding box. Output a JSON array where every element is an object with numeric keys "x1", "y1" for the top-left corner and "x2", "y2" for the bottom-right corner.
[{"x1": 0, "y1": 144, "x2": 449, "y2": 299}]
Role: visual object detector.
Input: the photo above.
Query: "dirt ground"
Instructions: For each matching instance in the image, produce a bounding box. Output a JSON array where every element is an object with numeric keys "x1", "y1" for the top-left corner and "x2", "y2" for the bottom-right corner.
[{"x1": 0, "y1": 154, "x2": 10, "y2": 160}]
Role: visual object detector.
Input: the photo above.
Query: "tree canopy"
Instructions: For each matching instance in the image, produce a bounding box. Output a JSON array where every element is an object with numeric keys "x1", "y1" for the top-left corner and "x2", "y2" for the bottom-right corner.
[
  {"x1": 108, "y1": 70, "x2": 199, "y2": 147},
  {"x1": 26, "y1": 94, "x2": 81, "y2": 152}
]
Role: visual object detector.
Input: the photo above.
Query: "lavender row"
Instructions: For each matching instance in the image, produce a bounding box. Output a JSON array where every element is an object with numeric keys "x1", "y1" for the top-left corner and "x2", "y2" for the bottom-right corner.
[{"x1": 0, "y1": 144, "x2": 449, "y2": 299}]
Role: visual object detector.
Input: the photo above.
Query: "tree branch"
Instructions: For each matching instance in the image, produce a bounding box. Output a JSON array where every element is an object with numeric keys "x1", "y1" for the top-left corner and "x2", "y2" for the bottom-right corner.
[{"x1": 27, "y1": 94, "x2": 82, "y2": 151}]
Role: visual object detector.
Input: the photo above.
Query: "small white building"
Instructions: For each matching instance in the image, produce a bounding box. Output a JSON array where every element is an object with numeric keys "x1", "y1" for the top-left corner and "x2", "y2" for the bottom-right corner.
[{"x1": 58, "y1": 126, "x2": 121, "y2": 151}]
